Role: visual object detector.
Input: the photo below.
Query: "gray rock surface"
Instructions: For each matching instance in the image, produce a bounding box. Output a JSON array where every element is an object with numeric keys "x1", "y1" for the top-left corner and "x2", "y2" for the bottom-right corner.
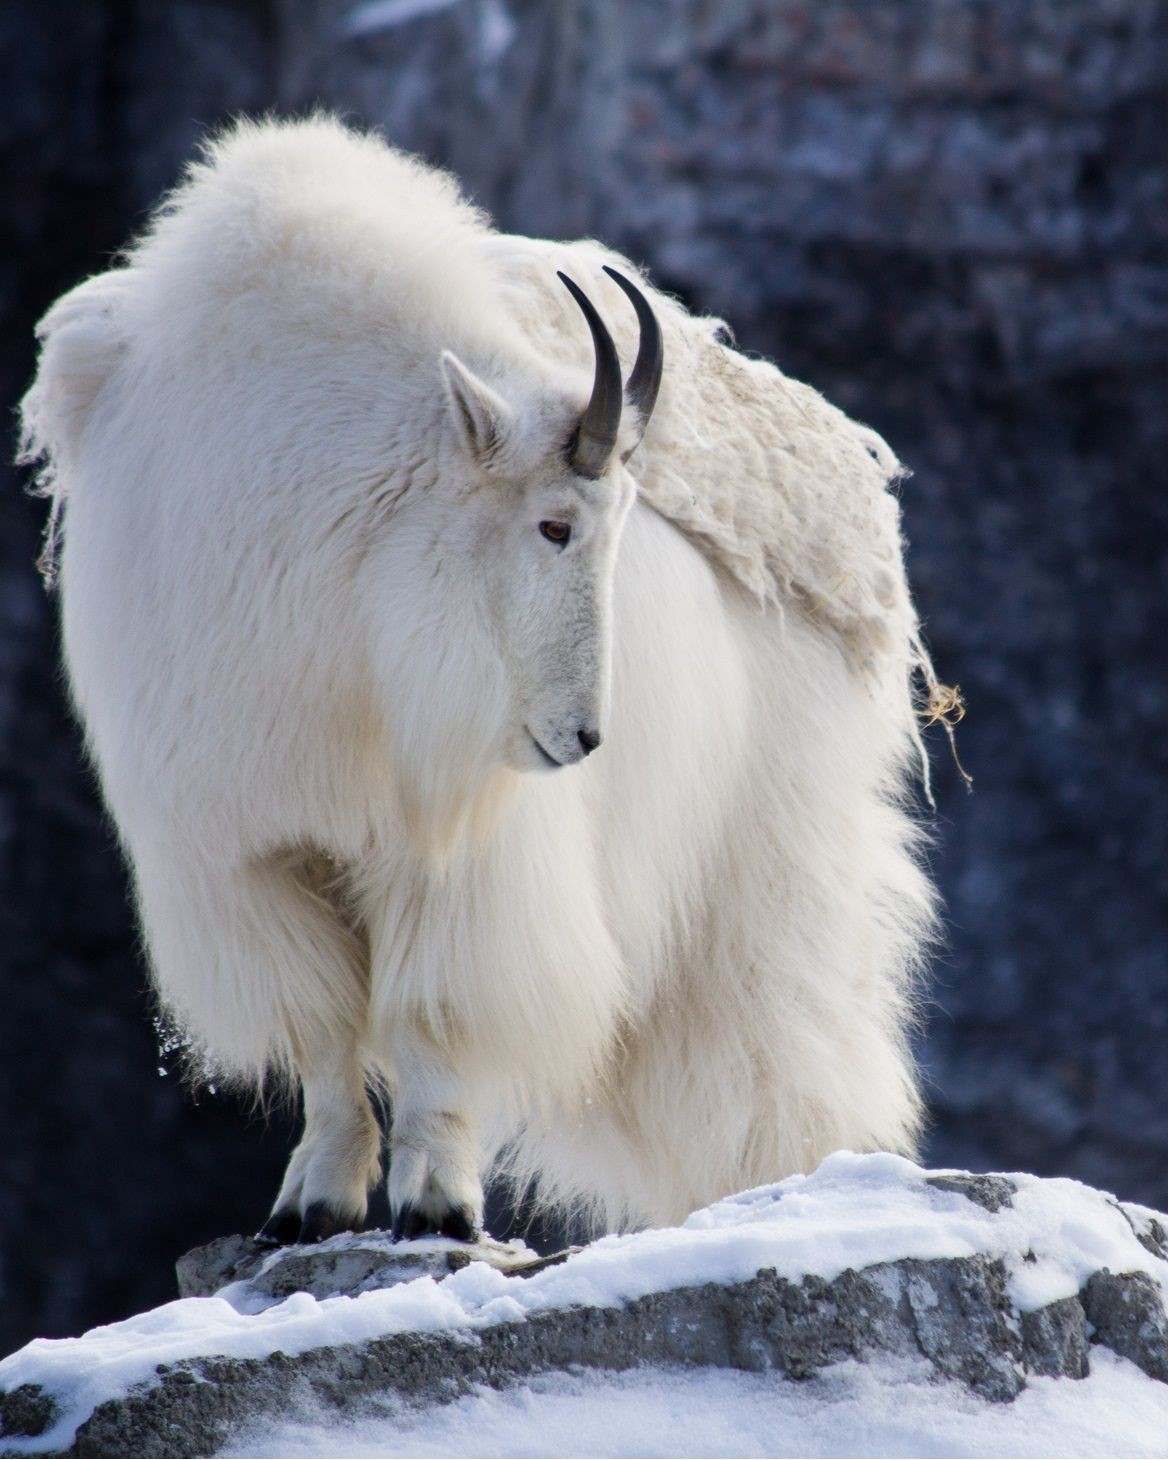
[
  {"x1": 3, "y1": 1256, "x2": 1164, "y2": 1458},
  {"x1": 3, "y1": 1170, "x2": 1167, "y2": 1458},
  {"x1": 924, "y1": 1172, "x2": 1018, "y2": 1213},
  {"x1": 1082, "y1": 1268, "x2": 1168, "y2": 1384},
  {"x1": 176, "y1": 1229, "x2": 570, "y2": 1302}
]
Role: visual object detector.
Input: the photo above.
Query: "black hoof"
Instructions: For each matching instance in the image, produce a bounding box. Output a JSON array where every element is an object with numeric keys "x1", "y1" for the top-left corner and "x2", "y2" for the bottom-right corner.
[
  {"x1": 438, "y1": 1206, "x2": 481, "y2": 1243},
  {"x1": 392, "y1": 1201, "x2": 481, "y2": 1244},
  {"x1": 297, "y1": 1201, "x2": 352, "y2": 1244},
  {"x1": 391, "y1": 1202, "x2": 430, "y2": 1242},
  {"x1": 258, "y1": 1203, "x2": 358, "y2": 1246},
  {"x1": 256, "y1": 1207, "x2": 301, "y2": 1246}
]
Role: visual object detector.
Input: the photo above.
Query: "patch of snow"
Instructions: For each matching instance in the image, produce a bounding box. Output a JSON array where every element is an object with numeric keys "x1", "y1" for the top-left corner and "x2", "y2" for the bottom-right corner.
[
  {"x1": 342, "y1": 0, "x2": 463, "y2": 40},
  {"x1": 3, "y1": 1153, "x2": 1165, "y2": 1456},
  {"x1": 223, "y1": 1351, "x2": 1168, "y2": 1459},
  {"x1": 477, "y1": 0, "x2": 514, "y2": 67},
  {"x1": 341, "y1": 0, "x2": 513, "y2": 67}
]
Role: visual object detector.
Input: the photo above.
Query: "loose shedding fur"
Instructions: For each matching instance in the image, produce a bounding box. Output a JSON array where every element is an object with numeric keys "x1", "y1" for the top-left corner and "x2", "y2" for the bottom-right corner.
[{"x1": 19, "y1": 116, "x2": 939, "y2": 1236}]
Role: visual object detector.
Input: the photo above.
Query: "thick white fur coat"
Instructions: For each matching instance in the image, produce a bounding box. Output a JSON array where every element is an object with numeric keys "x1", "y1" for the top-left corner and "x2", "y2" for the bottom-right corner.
[{"x1": 20, "y1": 117, "x2": 936, "y2": 1231}]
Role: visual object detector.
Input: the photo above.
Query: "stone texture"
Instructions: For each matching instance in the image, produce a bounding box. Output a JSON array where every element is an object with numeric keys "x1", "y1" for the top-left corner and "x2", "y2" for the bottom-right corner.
[
  {"x1": 925, "y1": 1172, "x2": 1018, "y2": 1212},
  {"x1": 4, "y1": 1245, "x2": 1167, "y2": 1457},
  {"x1": 173, "y1": 1233, "x2": 261, "y2": 1300},
  {"x1": 1118, "y1": 1205, "x2": 1168, "y2": 1262},
  {"x1": 1082, "y1": 1268, "x2": 1168, "y2": 1383},
  {"x1": 1019, "y1": 1296, "x2": 1090, "y2": 1379},
  {"x1": 0, "y1": 1386, "x2": 55, "y2": 1444},
  {"x1": 175, "y1": 1230, "x2": 570, "y2": 1301},
  {"x1": 5, "y1": 1168, "x2": 1168, "y2": 1456}
]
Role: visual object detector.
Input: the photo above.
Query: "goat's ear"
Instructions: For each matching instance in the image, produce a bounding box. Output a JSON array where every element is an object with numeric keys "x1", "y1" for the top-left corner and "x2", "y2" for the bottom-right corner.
[{"x1": 440, "y1": 351, "x2": 513, "y2": 467}]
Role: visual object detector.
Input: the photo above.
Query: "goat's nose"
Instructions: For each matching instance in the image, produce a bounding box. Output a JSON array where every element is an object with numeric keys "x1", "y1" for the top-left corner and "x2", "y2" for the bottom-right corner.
[{"x1": 578, "y1": 727, "x2": 602, "y2": 757}]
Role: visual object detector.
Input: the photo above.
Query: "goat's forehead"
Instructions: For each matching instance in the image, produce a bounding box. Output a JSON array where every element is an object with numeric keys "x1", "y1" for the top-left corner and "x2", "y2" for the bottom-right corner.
[{"x1": 523, "y1": 468, "x2": 620, "y2": 511}]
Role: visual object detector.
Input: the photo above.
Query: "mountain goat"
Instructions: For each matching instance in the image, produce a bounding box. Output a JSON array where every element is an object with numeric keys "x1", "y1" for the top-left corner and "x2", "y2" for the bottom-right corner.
[{"x1": 20, "y1": 117, "x2": 938, "y2": 1244}]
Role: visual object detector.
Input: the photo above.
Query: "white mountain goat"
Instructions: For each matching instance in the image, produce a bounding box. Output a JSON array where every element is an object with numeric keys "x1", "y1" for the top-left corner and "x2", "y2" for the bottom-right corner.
[{"x1": 20, "y1": 117, "x2": 939, "y2": 1243}]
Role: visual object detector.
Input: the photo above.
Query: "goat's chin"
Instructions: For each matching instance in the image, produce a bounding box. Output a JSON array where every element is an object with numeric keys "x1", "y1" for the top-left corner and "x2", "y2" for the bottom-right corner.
[{"x1": 515, "y1": 731, "x2": 565, "y2": 774}]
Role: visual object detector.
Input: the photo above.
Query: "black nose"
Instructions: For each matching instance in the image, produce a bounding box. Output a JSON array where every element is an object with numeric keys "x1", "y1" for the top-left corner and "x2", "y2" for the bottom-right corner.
[{"x1": 578, "y1": 728, "x2": 602, "y2": 757}]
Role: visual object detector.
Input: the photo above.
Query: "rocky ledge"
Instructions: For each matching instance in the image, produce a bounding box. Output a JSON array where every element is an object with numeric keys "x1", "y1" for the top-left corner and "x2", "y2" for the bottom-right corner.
[{"x1": 2, "y1": 1156, "x2": 1166, "y2": 1458}]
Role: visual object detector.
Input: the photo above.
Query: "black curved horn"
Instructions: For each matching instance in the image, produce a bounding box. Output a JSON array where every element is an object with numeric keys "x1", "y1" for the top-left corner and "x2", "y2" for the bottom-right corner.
[
  {"x1": 602, "y1": 266, "x2": 664, "y2": 461},
  {"x1": 558, "y1": 271, "x2": 623, "y2": 479}
]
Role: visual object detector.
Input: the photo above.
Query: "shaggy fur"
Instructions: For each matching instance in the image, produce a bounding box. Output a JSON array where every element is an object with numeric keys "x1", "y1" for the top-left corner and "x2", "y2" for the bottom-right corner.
[{"x1": 19, "y1": 116, "x2": 937, "y2": 1236}]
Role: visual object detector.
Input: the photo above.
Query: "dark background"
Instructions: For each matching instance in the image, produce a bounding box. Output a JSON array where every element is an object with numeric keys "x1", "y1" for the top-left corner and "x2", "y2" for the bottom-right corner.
[{"x1": 1, "y1": 0, "x2": 1164, "y2": 1358}]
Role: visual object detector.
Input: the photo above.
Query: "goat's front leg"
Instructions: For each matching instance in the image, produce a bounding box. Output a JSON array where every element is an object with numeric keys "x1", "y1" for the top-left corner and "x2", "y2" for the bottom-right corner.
[
  {"x1": 259, "y1": 1048, "x2": 382, "y2": 1244},
  {"x1": 385, "y1": 1019, "x2": 483, "y2": 1242},
  {"x1": 136, "y1": 846, "x2": 381, "y2": 1247}
]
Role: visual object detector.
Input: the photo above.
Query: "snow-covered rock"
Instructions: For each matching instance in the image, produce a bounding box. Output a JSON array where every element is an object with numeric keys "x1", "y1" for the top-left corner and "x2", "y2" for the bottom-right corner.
[{"x1": 2, "y1": 1154, "x2": 1167, "y2": 1458}]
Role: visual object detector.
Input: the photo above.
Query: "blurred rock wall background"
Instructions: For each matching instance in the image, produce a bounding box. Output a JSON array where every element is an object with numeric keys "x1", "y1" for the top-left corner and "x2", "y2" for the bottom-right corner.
[{"x1": 0, "y1": 0, "x2": 1164, "y2": 1356}]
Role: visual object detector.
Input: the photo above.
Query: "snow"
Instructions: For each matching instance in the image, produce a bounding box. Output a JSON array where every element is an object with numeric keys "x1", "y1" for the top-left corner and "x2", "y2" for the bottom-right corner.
[
  {"x1": 222, "y1": 1351, "x2": 1168, "y2": 1459},
  {"x1": 342, "y1": 0, "x2": 464, "y2": 39},
  {"x1": 2, "y1": 1153, "x2": 1166, "y2": 1456},
  {"x1": 341, "y1": 0, "x2": 514, "y2": 64}
]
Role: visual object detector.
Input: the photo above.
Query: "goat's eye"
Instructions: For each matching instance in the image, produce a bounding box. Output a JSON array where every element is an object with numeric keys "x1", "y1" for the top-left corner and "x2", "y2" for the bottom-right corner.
[{"x1": 539, "y1": 520, "x2": 571, "y2": 546}]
